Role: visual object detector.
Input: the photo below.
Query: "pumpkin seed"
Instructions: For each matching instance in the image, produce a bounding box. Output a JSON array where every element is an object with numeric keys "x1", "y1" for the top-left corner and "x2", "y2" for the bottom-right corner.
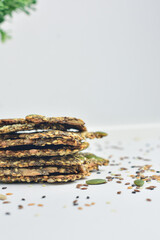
[
  {"x1": 85, "y1": 153, "x2": 104, "y2": 161},
  {"x1": 95, "y1": 131, "x2": 107, "y2": 137},
  {"x1": 86, "y1": 179, "x2": 106, "y2": 185},
  {"x1": 134, "y1": 179, "x2": 144, "y2": 187}
]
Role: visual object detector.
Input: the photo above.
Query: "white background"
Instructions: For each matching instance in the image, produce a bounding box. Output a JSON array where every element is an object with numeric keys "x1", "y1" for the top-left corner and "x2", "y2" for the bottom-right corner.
[{"x1": 0, "y1": 0, "x2": 160, "y2": 126}]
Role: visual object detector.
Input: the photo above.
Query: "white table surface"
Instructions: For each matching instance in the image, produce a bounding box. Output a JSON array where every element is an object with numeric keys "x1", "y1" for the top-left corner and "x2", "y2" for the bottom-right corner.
[{"x1": 0, "y1": 125, "x2": 160, "y2": 240}]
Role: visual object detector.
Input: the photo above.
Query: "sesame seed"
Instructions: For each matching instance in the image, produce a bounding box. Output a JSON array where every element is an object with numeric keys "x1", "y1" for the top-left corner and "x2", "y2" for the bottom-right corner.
[
  {"x1": 3, "y1": 201, "x2": 10, "y2": 204},
  {"x1": 28, "y1": 203, "x2": 35, "y2": 206},
  {"x1": 78, "y1": 207, "x2": 83, "y2": 210},
  {"x1": 5, "y1": 212, "x2": 10, "y2": 215},
  {"x1": 73, "y1": 200, "x2": 78, "y2": 206},
  {"x1": 146, "y1": 198, "x2": 152, "y2": 202},
  {"x1": 18, "y1": 205, "x2": 23, "y2": 209},
  {"x1": 125, "y1": 182, "x2": 130, "y2": 185}
]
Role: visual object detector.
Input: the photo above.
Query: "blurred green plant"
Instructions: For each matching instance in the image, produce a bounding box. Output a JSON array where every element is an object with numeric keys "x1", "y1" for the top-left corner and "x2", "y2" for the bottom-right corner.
[{"x1": 0, "y1": 0, "x2": 37, "y2": 42}]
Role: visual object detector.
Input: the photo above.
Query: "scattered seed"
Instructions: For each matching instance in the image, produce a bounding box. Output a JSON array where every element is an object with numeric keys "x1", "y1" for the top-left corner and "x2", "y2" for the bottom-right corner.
[
  {"x1": 2, "y1": 187, "x2": 7, "y2": 190},
  {"x1": 117, "y1": 191, "x2": 121, "y2": 194},
  {"x1": 85, "y1": 204, "x2": 90, "y2": 207},
  {"x1": 125, "y1": 182, "x2": 130, "y2": 185},
  {"x1": 0, "y1": 194, "x2": 7, "y2": 200},
  {"x1": 91, "y1": 202, "x2": 95, "y2": 205},
  {"x1": 28, "y1": 203, "x2": 35, "y2": 206},
  {"x1": 86, "y1": 196, "x2": 90, "y2": 199},
  {"x1": 86, "y1": 179, "x2": 106, "y2": 185},
  {"x1": 38, "y1": 204, "x2": 43, "y2": 207},
  {"x1": 18, "y1": 205, "x2": 23, "y2": 209},
  {"x1": 78, "y1": 207, "x2": 83, "y2": 210},
  {"x1": 73, "y1": 200, "x2": 78, "y2": 206},
  {"x1": 5, "y1": 212, "x2": 10, "y2": 215},
  {"x1": 134, "y1": 189, "x2": 140, "y2": 192},
  {"x1": 6, "y1": 193, "x2": 13, "y2": 196},
  {"x1": 146, "y1": 186, "x2": 156, "y2": 190},
  {"x1": 42, "y1": 196, "x2": 46, "y2": 199},
  {"x1": 120, "y1": 167, "x2": 127, "y2": 171},
  {"x1": 3, "y1": 201, "x2": 10, "y2": 204},
  {"x1": 116, "y1": 181, "x2": 122, "y2": 184},
  {"x1": 21, "y1": 198, "x2": 25, "y2": 201},
  {"x1": 81, "y1": 187, "x2": 87, "y2": 190},
  {"x1": 146, "y1": 198, "x2": 152, "y2": 202},
  {"x1": 134, "y1": 179, "x2": 144, "y2": 187}
]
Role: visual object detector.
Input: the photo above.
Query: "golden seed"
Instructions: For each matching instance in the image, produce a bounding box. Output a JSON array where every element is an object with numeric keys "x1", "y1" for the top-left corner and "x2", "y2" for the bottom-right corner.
[{"x1": 0, "y1": 194, "x2": 7, "y2": 200}]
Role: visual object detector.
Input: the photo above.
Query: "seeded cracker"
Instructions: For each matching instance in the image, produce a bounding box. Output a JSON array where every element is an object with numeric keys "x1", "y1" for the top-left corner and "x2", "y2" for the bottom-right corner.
[
  {"x1": 0, "y1": 173, "x2": 90, "y2": 183},
  {"x1": 0, "y1": 165, "x2": 87, "y2": 176},
  {"x1": 0, "y1": 160, "x2": 104, "y2": 177},
  {"x1": 0, "y1": 153, "x2": 109, "y2": 168},
  {"x1": 0, "y1": 114, "x2": 108, "y2": 184},
  {"x1": 0, "y1": 137, "x2": 82, "y2": 148},
  {"x1": 0, "y1": 115, "x2": 87, "y2": 133},
  {"x1": 0, "y1": 130, "x2": 107, "y2": 141},
  {"x1": 0, "y1": 130, "x2": 83, "y2": 141},
  {"x1": 0, "y1": 142, "x2": 89, "y2": 158}
]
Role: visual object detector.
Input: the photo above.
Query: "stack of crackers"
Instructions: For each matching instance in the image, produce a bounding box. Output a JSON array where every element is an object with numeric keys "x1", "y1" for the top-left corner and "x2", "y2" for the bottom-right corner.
[{"x1": 0, "y1": 115, "x2": 108, "y2": 183}]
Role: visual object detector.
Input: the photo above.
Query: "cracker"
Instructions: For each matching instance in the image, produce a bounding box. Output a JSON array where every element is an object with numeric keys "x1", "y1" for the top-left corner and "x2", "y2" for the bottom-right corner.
[
  {"x1": 0, "y1": 159, "x2": 102, "y2": 176},
  {"x1": 0, "y1": 130, "x2": 107, "y2": 142},
  {"x1": 0, "y1": 130, "x2": 83, "y2": 141},
  {"x1": 0, "y1": 137, "x2": 82, "y2": 149},
  {"x1": 0, "y1": 123, "x2": 66, "y2": 134},
  {"x1": 25, "y1": 115, "x2": 86, "y2": 131},
  {"x1": 0, "y1": 153, "x2": 109, "y2": 168},
  {"x1": 0, "y1": 165, "x2": 86, "y2": 177},
  {"x1": 0, "y1": 142, "x2": 89, "y2": 158},
  {"x1": 0, "y1": 115, "x2": 86, "y2": 133},
  {"x1": 0, "y1": 172, "x2": 90, "y2": 183},
  {"x1": 0, "y1": 155, "x2": 84, "y2": 168}
]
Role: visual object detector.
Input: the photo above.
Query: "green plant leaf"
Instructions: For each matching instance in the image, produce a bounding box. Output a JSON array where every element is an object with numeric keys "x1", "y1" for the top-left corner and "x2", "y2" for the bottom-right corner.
[{"x1": 0, "y1": 0, "x2": 37, "y2": 42}]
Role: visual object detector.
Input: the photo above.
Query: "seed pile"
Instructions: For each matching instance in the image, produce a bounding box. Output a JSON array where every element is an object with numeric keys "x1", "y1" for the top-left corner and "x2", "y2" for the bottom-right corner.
[{"x1": 0, "y1": 114, "x2": 108, "y2": 183}]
